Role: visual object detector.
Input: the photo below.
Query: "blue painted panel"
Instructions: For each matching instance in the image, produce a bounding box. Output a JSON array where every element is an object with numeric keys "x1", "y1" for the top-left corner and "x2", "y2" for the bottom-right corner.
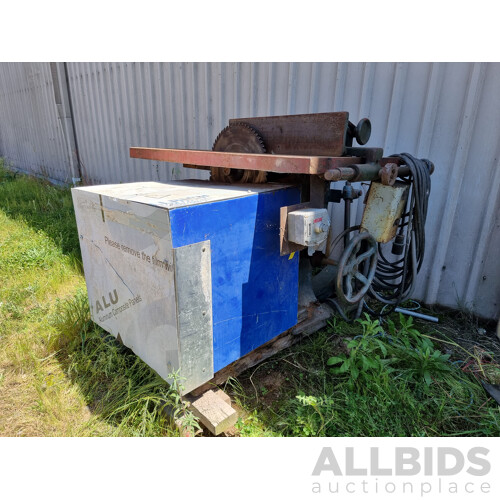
[{"x1": 169, "y1": 186, "x2": 300, "y2": 372}]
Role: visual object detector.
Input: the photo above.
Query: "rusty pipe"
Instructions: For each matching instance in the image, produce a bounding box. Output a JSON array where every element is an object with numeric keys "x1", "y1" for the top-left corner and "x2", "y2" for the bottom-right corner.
[
  {"x1": 323, "y1": 163, "x2": 380, "y2": 182},
  {"x1": 323, "y1": 162, "x2": 434, "y2": 183}
]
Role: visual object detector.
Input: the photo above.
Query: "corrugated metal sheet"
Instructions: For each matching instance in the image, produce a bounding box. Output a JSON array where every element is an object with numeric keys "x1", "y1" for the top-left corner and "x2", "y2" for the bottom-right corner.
[
  {"x1": 0, "y1": 62, "x2": 72, "y2": 182},
  {"x1": 0, "y1": 62, "x2": 498, "y2": 319}
]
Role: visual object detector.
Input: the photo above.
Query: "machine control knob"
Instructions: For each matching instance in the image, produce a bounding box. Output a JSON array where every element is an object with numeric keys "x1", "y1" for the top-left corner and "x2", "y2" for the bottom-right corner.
[
  {"x1": 355, "y1": 118, "x2": 371, "y2": 145},
  {"x1": 315, "y1": 222, "x2": 329, "y2": 234}
]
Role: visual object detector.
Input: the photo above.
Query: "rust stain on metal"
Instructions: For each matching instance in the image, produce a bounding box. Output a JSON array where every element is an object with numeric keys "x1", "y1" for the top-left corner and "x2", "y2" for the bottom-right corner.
[
  {"x1": 360, "y1": 181, "x2": 410, "y2": 243},
  {"x1": 130, "y1": 147, "x2": 363, "y2": 175},
  {"x1": 380, "y1": 162, "x2": 398, "y2": 186},
  {"x1": 229, "y1": 112, "x2": 349, "y2": 156}
]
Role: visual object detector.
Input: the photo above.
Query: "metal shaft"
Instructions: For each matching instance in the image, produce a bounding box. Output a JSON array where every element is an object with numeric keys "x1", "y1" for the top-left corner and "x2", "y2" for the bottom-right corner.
[
  {"x1": 344, "y1": 198, "x2": 351, "y2": 248},
  {"x1": 324, "y1": 164, "x2": 380, "y2": 182},
  {"x1": 324, "y1": 163, "x2": 434, "y2": 183},
  {"x1": 394, "y1": 307, "x2": 439, "y2": 323}
]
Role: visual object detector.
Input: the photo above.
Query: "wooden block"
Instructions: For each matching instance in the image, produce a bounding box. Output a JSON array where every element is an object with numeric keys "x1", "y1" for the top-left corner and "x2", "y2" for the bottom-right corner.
[
  {"x1": 183, "y1": 387, "x2": 232, "y2": 408},
  {"x1": 189, "y1": 389, "x2": 238, "y2": 435},
  {"x1": 212, "y1": 388, "x2": 232, "y2": 406}
]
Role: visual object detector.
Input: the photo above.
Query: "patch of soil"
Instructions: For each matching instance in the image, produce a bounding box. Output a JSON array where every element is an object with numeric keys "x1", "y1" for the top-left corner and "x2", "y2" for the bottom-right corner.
[{"x1": 237, "y1": 367, "x2": 292, "y2": 409}]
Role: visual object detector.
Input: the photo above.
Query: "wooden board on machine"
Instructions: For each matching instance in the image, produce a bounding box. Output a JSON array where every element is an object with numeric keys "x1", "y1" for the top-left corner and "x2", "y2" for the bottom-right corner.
[{"x1": 229, "y1": 112, "x2": 349, "y2": 157}]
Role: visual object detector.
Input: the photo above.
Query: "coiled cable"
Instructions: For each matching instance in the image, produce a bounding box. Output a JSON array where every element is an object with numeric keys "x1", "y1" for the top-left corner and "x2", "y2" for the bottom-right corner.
[{"x1": 369, "y1": 153, "x2": 432, "y2": 311}]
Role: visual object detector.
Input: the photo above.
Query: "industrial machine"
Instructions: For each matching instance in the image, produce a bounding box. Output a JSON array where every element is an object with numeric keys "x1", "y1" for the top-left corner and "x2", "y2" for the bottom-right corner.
[{"x1": 73, "y1": 112, "x2": 433, "y2": 394}]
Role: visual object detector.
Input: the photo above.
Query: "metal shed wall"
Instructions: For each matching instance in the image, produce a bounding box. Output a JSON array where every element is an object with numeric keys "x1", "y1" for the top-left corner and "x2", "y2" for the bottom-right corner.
[
  {"x1": 0, "y1": 62, "x2": 498, "y2": 319},
  {"x1": 0, "y1": 62, "x2": 74, "y2": 183}
]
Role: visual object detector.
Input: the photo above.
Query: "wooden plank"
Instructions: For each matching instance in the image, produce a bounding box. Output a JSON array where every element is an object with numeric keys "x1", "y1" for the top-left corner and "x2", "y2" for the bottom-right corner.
[
  {"x1": 229, "y1": 112, "x2": 349, "y2": 156},
  {"x1": 188, "y1": 389, "x2": 238, "y2": 435},
  {"x1": 130, "y1": 147, "x2": 362, "y2": 175},
  {"x1": 280, "y1": 202, "x2": 311, "y2": 256},
  {"x1": 189, "y1": 303, "x2": 333, "y2": 397}
]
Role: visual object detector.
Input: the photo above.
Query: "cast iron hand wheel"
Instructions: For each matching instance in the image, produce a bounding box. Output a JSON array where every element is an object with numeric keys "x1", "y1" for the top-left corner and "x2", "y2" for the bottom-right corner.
[{"x1": 336, "y1": 232, "x2": 378, "y2": 305}]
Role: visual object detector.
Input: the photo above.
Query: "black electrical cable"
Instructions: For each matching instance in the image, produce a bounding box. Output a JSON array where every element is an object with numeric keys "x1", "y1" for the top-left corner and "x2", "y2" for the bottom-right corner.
[{"x1": 368, "y1": 153, "x2": 432, "y2": 312}]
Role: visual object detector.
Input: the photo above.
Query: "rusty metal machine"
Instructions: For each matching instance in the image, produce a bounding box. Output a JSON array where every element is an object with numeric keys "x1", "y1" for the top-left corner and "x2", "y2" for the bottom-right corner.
[
  {"x1": 130, "y1": 112, "x2": 433, "y2": 323},
  {"x1": 73, "y1": 111, "x2": 434, "y2": 396}
]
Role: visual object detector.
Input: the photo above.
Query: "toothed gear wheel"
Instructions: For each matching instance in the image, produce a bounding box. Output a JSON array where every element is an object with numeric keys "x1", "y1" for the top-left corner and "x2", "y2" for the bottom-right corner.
[{"x1": 211, "y1": 122, "x2": 267, "y2": 183}]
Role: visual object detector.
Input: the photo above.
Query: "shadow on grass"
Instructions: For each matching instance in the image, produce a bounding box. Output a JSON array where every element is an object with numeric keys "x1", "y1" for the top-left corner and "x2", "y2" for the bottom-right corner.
[
  {"x1": 0, "y1": 164, "x2": 200, "y2": 436},
  {"x1": 51, "y1": 289, "x2": 198, "y2": 436}
]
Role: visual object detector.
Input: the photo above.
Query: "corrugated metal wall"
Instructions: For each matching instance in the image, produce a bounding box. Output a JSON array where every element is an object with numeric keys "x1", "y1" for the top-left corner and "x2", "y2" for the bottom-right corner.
[
  {"x1": 0, "y1": 62, "x2": 498, "y2": 319},
  {"x1": 0, "y1": 62, "x2": 73, "y2": 182}
]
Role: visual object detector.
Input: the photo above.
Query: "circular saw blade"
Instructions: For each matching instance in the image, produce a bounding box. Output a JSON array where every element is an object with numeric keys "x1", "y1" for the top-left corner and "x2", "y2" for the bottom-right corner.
[{"x1": 211, "y1": 122, "x2": 267, "y2": 183}]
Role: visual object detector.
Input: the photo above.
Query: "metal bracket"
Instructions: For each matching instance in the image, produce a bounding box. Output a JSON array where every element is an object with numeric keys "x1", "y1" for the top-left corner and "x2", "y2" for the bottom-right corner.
[
  {"x1": 327, "y1": 189, "x2": 343, "y2": 203},
  {"x1": 345, "y1": 147, "x2": 384, "y2": 163},
  {"x1": 279, "y1": 202, "x2": 311, "y2": 256},
  {"x1": 326, "y1": 184, "x2": 363, "y2": 204}
]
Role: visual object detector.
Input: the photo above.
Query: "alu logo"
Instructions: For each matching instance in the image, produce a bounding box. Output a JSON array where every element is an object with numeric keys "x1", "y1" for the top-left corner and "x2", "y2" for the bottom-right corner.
[{"x1": 95, "y1": 289, "x2": 118, "y2": 313}]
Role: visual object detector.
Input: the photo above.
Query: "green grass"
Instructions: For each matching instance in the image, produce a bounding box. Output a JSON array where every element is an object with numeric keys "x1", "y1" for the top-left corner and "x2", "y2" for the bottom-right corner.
[
  {"x1": 0, "y1": 159, "x2": 196, "y2": 436},
  {"x1": 1, "y1": 157, "x2": 499, "y2": 437},
  {"x1": 227, "y1": 313, "x2": 500, "y2": 436},
  {"x1": 0, "y1": 164, "x2": 80, "y2": 260}
]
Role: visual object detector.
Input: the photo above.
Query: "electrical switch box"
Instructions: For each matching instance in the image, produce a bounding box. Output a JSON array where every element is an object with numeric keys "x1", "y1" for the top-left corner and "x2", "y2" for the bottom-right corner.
[{"x1": 287, "y1": 208, "x2": 330, "y2": 255}]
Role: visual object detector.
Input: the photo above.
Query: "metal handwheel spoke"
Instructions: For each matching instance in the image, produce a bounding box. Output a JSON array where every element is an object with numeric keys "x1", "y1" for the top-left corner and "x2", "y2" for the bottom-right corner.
[
  {"x1": 336, "y1": 231, "x2": 378, "y2": 305},
  {"x1": 342, "y1": 264, "x2": 352, "y2": 276},
  {"x1": 353, "y1": 247, "x2": 376, "y2": 266},
  {"x1": 345, "y1": 276, "x2": 354, "y2": 298},
  {"x1": 354, "y1": 271, "x2": 369, "y2": 286}
]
